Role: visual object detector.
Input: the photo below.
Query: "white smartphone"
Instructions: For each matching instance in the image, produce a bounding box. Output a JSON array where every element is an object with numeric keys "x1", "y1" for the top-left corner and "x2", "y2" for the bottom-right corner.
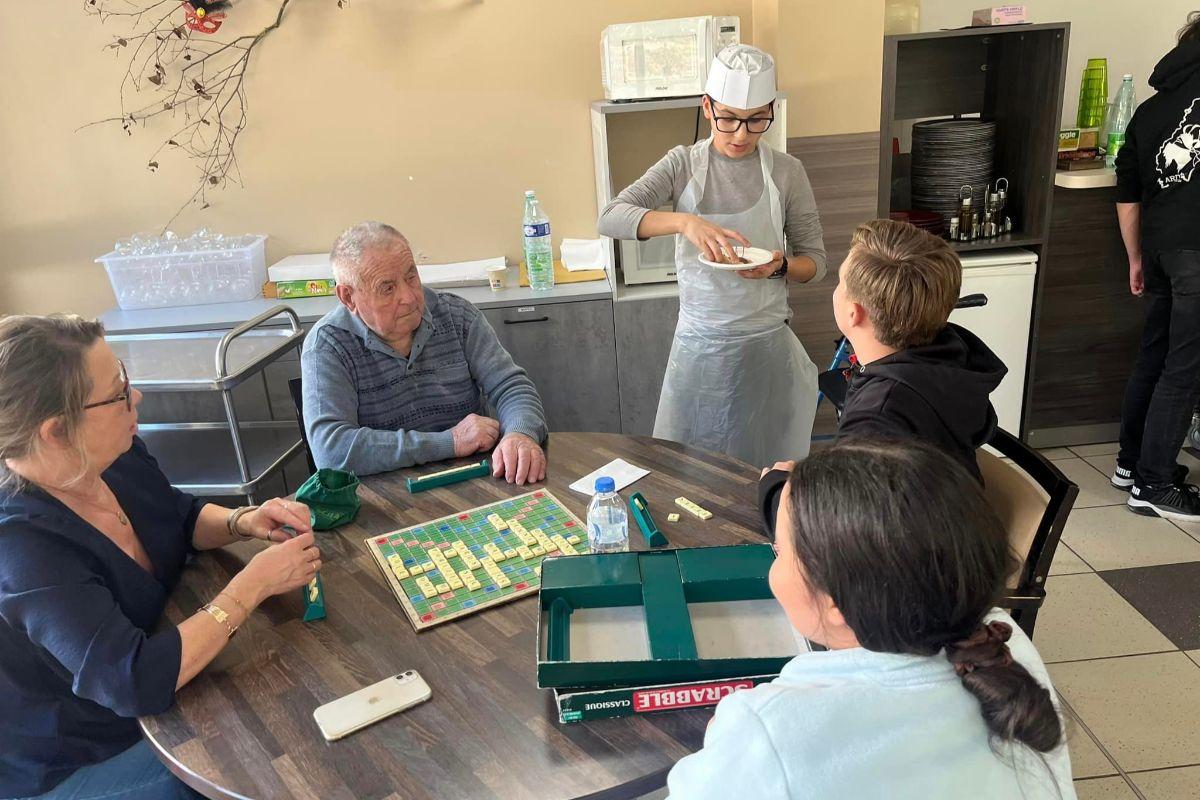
[{"x1": 313, "y1": 670, "x2": 432, "y2": 742}]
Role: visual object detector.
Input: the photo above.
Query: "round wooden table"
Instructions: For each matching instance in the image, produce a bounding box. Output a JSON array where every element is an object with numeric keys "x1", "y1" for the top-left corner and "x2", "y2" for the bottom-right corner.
[{"x1": 141, "y1": 432, "x2": 767, "y2": 800}]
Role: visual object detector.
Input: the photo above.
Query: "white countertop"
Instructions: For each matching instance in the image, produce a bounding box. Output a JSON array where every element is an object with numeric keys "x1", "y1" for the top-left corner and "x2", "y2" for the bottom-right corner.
[
  {"x1": 100, "y1": 278, "x2": 612, "y2": 335},
  {"x1": 1055, "y1": 166, "x2": 1117, "y2": 190}
]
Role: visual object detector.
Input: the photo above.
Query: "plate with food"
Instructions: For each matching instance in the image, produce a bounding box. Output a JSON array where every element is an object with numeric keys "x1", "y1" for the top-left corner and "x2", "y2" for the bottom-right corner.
[{"x1": 698, "y1": 246, "x2": 776, "y2": 271}]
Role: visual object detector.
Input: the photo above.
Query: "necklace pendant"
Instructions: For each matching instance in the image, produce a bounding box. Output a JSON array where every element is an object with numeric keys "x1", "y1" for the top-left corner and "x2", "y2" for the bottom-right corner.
[{"x1": 117, "y1": 511, "x2": 129, "y2": 526}]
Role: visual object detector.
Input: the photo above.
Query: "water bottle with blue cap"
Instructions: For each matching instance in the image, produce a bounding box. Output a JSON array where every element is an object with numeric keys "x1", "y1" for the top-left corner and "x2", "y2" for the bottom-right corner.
[{"x1": 586, "y1": 476, "x2": 629, "y2": 553}]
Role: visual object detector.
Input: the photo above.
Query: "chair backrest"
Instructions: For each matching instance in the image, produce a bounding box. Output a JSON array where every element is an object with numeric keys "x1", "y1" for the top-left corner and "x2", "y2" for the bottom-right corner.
[
  {"x1": 289, "y1": 377, "x2": 317, "y2": 475},
  {"x1": 978, "y1": 428, "x2": 1079, "y2": 633}
]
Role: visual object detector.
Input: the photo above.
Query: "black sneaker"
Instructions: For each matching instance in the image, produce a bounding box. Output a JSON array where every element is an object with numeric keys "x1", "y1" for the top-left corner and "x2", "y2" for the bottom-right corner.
[
  {"x1": 1111, "y1": 461, "x2": 1189, "y2": 491},
  {"x1": 1128, "y1": 481, "x2": 1200, "y2": 521}
]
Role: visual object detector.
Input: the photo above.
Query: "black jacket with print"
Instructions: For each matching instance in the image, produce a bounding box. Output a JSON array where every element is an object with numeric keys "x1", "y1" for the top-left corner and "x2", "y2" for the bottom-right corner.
[{"x1": 1116, "y1": 40, "x2": 1200, "y2": 253}]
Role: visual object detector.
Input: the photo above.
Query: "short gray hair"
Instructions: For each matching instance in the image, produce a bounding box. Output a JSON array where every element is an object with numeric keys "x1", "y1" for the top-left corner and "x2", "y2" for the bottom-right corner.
[{"x1": 329, "y1": 222, "x2": 410, "y2": 286}]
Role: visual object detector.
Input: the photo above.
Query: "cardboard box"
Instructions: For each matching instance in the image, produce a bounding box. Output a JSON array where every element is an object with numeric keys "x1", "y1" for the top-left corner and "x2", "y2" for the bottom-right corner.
[
  {"x1": 553, "y1": 674, "x2": 778, "y2": 723},
  {"x1": 1058, "y1": 129, "x2": 1081, "y2": 152},
  {"x1": 262, "y1": 279, "x2": 337, "y2": 299},
  {"x1": 537, "y1": 545, "x2": 809, "y2": 690},
  {"x1": 971, "y1": 5, "x2": 1028, "y2": 26}
]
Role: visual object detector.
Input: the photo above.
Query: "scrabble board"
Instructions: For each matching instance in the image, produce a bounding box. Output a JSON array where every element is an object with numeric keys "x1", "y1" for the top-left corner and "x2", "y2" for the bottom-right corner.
[{"x1": 366, "y1": 490, "x2": 587, "y2": 631}]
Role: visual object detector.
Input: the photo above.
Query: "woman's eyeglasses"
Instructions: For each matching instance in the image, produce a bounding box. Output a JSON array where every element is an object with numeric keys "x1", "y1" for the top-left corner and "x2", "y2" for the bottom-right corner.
[
  {"x1": 708, "y1": 97, "x2": 775, "y2": 134},
  {"x1": 84, "y1": 360, "x2": 132, "y2": 412}
]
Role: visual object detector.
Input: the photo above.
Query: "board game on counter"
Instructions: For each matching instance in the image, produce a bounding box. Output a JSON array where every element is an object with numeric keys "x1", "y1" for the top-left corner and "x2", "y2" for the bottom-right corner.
[{"x1": 366, "y1": 490, "x2": 588, "y2": 631}]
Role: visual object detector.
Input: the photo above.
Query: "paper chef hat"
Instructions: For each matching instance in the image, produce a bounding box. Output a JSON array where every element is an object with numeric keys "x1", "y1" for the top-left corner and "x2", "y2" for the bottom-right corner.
[{"x1": 704, "y1": 44, "x2": 777, "y2": 110}]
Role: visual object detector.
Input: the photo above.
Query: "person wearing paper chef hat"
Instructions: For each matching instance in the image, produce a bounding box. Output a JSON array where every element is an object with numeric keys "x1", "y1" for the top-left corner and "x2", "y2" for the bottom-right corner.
[{"x1": 597, "y1": 44, "x2": 826, "y2": 466}]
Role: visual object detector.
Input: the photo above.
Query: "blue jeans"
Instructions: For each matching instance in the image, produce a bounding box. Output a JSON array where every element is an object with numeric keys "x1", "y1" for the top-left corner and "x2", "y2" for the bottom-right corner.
[{"x1": 20, "y1": 741, "x2": 202, "y2": 800}]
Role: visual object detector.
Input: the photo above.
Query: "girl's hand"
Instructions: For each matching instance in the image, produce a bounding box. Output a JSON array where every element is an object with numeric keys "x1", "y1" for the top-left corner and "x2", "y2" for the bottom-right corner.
[
  {"x1": 238, "y1": 498, "x2": 313, "y2": 543},
  {"x1": 681, "y1": 215, "x2": 750, "y2": 263},
  {"x1": 238, "y1": 532, "x2": 321, "y2": 604}
]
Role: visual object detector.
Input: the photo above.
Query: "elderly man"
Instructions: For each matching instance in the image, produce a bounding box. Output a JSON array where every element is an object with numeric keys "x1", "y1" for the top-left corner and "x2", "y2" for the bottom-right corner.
[{"x1": 301, "y1": 222, "x2": 548, "y2": 483}]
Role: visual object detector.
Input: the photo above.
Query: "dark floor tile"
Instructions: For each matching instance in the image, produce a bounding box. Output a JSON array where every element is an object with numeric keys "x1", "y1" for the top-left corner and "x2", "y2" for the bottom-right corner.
[{"x1": 1100, "y1": 562, "x2": 1200, "y2": 649}]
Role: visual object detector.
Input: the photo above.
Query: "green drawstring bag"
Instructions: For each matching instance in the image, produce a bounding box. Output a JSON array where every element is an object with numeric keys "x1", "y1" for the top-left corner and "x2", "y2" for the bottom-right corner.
[{"x1": 295, "y1": 468, "x2": 361, "y2": 530}]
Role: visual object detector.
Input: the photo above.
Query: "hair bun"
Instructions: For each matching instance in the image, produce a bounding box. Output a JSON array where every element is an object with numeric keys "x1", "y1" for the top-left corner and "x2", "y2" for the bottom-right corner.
[{"x1": 947, "y1": 620, "x2": 1014, "y2": 676}]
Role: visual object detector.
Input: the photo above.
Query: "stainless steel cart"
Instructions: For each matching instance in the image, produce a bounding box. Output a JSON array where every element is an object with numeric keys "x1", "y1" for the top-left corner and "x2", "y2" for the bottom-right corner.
[{"x1": 108, "y1": 306, "x2": 306, "y2": 503}]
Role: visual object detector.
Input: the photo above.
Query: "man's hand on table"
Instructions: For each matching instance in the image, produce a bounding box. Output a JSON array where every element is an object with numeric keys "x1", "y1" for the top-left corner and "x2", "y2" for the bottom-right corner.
[
  {"x1": 491, "y1": 433, "x2": 547, "y2": 485},
  {"x1": 451, "y1": 413, "x2": 500, "y2": 457}
]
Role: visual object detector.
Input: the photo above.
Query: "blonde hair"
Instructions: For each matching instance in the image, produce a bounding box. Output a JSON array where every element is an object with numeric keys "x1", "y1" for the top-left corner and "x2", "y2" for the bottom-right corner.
[
  {"x1": 841, "y1": 219, "x2": 962, "y2": 349},
  {"x1": 0, "y1": 315, "x2": 106, "y2": 492}
]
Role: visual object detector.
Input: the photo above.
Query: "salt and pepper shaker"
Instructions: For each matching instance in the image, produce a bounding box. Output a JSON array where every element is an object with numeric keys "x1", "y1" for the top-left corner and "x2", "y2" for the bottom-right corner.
[{"x1": 946, "y1": 177, "x2": 1011, "y2": 243}]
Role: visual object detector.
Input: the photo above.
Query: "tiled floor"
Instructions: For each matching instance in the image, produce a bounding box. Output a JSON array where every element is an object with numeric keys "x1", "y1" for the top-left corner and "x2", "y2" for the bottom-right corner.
[{"x1": 1037, "y1": 443, "x2": 1200, "y2": 798}]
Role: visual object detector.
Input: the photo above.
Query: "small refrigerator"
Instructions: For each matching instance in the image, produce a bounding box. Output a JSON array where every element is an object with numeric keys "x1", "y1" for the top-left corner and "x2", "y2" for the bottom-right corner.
[{"x1": 950, "y1": 249, "x2": 1039, "y2": 436}]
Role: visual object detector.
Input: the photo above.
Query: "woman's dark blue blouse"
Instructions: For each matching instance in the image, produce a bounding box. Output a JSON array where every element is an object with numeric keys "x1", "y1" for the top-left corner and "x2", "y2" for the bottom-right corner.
[{"x1": 0, "y1": 438, "x2": 203, "y2": 797}]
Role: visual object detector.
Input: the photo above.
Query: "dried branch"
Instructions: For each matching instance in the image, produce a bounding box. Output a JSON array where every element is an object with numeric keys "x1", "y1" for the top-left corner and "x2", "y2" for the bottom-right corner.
[{"x1": 82, "y1": 0, "x2": 349, "y2": 230}]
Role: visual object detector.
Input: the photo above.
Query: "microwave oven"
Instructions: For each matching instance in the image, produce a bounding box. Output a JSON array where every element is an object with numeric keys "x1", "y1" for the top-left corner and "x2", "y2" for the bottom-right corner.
[{"x1": 601, "y1": 16, "x2": 741, "y2": 102}]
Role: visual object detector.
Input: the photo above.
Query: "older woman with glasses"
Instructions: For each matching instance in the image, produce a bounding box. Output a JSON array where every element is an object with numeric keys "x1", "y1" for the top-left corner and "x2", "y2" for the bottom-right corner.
[
  {"x1": 597, "y1": 44, "x2": 827, "y2": 468},
  {"x1": 0, "y1": 315, "x2": 321, "y2": 800}
]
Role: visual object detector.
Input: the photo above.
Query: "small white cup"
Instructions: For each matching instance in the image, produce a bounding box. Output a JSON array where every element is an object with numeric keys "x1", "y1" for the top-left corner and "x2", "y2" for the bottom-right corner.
[{"x1": 487, "y1": 265, "x2": 508, "y2": 291}]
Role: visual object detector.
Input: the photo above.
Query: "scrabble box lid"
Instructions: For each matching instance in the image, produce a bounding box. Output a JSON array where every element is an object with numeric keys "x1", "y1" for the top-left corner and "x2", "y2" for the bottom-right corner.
[{"x1": 536, "y1": 545, "x2": 807, "y2": 689}]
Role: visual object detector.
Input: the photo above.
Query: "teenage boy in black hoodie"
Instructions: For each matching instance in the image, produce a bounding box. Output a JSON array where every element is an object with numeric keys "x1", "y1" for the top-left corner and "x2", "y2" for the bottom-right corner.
[
  {"x1": 826, "y1": 219, "x2": 1005, "y2": 483},
  {"x1": 1114, "y1": 13, "x2": 1200, "y2": 521}
]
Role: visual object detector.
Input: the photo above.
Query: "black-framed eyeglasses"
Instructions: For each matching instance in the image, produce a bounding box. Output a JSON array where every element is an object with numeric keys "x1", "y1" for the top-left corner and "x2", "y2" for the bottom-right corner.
[
  {"x1": 708, "y1": 97, "x2": 775, "y2": 134},
  {"x1": 84, "y1": 360, "x2": 132, "y2": 412}
]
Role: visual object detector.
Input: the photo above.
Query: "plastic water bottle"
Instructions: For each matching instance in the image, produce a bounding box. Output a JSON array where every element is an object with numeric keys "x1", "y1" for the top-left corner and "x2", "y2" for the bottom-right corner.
[
  {"x1": 1106, "y1": 75, "x2": 1137, "y2": 167},
  {"x1": 523, "y1": 190, "x2": 555, "y2": 291},
  {"x1": 586, "y1": 477, "x2": 629, "y2": 554}
]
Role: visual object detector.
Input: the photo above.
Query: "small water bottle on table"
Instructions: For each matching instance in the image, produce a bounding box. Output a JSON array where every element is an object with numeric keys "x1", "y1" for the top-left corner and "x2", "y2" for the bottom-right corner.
[
  {"x1": 523, "y1": 189, "x2": 556, "y2": 291},
  {"x1": 587, "y1": 476, "x2": 629, "y2": 554}
]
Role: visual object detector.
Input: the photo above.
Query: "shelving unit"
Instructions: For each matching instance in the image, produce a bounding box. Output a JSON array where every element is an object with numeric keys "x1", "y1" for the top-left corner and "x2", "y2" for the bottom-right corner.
[
  {"x1": 108, "y1": 305, "x2": 306, "y2": 502},
  {"x1": 877, "y1": 23, "x2": 1070, "y2": 438}
]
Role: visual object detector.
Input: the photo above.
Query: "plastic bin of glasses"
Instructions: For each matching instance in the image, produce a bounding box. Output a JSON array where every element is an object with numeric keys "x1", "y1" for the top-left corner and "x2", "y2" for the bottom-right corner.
[{"x1": 96, "y1": 235, "x2": 268, "y2": 311}]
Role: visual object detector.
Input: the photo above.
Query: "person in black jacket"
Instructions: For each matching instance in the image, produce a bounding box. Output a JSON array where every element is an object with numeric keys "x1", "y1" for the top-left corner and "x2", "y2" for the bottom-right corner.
[
  {"x1": 1114, "y1": 13, "x2": 1200, "y2": 521},
  {"x1": 824, "y1": 219, "x2": 1005, "y2": 484}
]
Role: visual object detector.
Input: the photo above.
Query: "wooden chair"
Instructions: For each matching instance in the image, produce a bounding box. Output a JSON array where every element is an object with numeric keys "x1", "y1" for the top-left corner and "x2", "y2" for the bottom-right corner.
[
  {"x1": 978, "y1": 428, "x2": 1079, "y2": 638},
  {"x1": 288, "y1": 377, "x2": 317, "y2": 475}
]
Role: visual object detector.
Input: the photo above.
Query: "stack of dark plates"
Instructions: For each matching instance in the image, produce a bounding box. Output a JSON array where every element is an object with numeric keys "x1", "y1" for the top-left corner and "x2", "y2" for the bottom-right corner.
[
  {"x1": 889, "y1": 210, "x2": 945, "y2": 237},
  {"x1": 911, "y1": 119, "x2": 996, "y2": 221}
]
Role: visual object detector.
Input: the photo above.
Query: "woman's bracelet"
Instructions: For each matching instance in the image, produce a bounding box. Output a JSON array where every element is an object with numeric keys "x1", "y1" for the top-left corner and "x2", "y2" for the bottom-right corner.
[
  {"x1": 216, "y1": 590, "x2": 251, "y2": 618},
  {"x1": 227, "y1": 505, "x2": 259, "y2": 539}
]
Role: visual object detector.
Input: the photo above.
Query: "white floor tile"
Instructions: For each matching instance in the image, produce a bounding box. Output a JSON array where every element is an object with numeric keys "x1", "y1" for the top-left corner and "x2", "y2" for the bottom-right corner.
[
  {"x1": 1036, "y1": 573, "x2": 1174, "y2": 663},
  {"x1": 1062, "y1": 505, "x2": 1200, "y2": 571},
  {"x1": 1071, "y1": 442, "x2": 1120, "y2": 458},
  {"x1": 1056, "y1": 458, "x2": 1128, "y2": 509},
  {"x1": 1049, "y1": 543, "x2": 1093, "y2": 576}
]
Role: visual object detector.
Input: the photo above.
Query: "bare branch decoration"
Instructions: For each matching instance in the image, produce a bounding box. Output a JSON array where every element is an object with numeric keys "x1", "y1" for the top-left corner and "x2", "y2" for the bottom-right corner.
[{"x1": 82, "y1": 0, "x2": 349, "y2": 230}]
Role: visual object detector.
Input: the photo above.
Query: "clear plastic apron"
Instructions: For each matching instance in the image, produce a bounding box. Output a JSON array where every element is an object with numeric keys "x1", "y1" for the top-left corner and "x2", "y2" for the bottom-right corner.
[{"x1": 653, "y1": 138, "x2": 818, "y2": 465}]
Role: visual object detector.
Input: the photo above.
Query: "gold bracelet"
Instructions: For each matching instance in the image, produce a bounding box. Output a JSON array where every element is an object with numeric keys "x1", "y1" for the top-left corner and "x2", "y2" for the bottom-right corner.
[
  {"x1": 201, "y1": 603, "x2": 238, "y2": 638},
  {"x1": 216, "y1": 591, "x2": 250, "y2": 617},
  {"x1": 227, "y1": 505, "x2": 259, "y2": 539}
]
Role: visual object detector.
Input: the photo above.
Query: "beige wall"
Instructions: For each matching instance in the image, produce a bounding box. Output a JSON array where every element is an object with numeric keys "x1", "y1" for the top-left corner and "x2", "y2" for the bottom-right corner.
[
  {"x1": 0, "y1": 0, "x2": 752, "y2": 317},
  {"x1": 773, "y1": 1, "x2": 884, "y2": 138},
  {"x1": 0, "y1": 1, "x2": 887, "y2": 319}
]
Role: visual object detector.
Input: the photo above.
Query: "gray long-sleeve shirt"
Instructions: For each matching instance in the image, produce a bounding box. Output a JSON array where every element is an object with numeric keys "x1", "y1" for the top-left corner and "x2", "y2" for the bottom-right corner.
[
  {"x1": 300, "y1": 289, "x2": 547, "y2": 476},
  {"x1": 597, "y1": 142, "x2": 827, "y2": 281}
]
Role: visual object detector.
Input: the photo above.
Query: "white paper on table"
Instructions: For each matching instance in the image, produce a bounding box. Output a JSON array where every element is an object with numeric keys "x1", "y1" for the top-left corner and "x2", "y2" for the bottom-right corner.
[
  {"x1": 569, "y1": 458, "x2": 650, "y2": 495},
  {"x1": 417, "y1": 256, "x2": 505, "y2": 287},
  {"x1": 560, "y1": 238, "x2": 608, "y2": 272}
]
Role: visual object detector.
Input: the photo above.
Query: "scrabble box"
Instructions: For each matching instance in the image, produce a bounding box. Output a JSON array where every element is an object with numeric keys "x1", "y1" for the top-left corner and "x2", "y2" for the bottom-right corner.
[
  {"x1": 537, "y1": 545, "x2": 808, "y2": 690},
  {"x1": 552, "y1": 674, "x2": 779, "y2": 723}
]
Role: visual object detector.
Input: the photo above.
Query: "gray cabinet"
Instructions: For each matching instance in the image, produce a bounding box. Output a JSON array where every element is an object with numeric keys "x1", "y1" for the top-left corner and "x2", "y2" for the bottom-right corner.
[
  {"x1": 483, "y1": 299, "x2": 620, "y2": 434},
  {"x1": 614, "y1": 294, "x2": 679, "y2": 436}
]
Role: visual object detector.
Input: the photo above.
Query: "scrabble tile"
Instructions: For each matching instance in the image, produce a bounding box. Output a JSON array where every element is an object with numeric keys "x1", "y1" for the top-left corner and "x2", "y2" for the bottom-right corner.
[
  {"x1": 517, "y1": 545, "x2": 534, "y2": 560},
  {"x1": 391, "y1": 565, "x2": 410, "y2": 580},
  {"x1": 675, "y1": 496, "x2": 712, "y2": 520},
  {"x1": 566, "y1": 535, "x2": 581, "y2": 545},
  {"x1": 504, "y1": 548, "x2": 518, "y2": 559},
  {"x1": 447, "y1": 579, "x2": 463, "y2": 591},
  {"x1": 435, "y1": 583, "x2": 449, "y2": 594},
  {"x1": 535, "y1": 565, "x2": 542, "y2": 576},
  {"x1": 667, "y1": 513, "x2": 680, "y2": 523},
  {"x1": 458, "y1": 570, "x2": 474, "y2": 583},
  {"x1": 530, "y1": 546, "x2": 545, "y2": 557},
  {"x1": 495, "y1": 576, "x2": 511, "y2": 588}
]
